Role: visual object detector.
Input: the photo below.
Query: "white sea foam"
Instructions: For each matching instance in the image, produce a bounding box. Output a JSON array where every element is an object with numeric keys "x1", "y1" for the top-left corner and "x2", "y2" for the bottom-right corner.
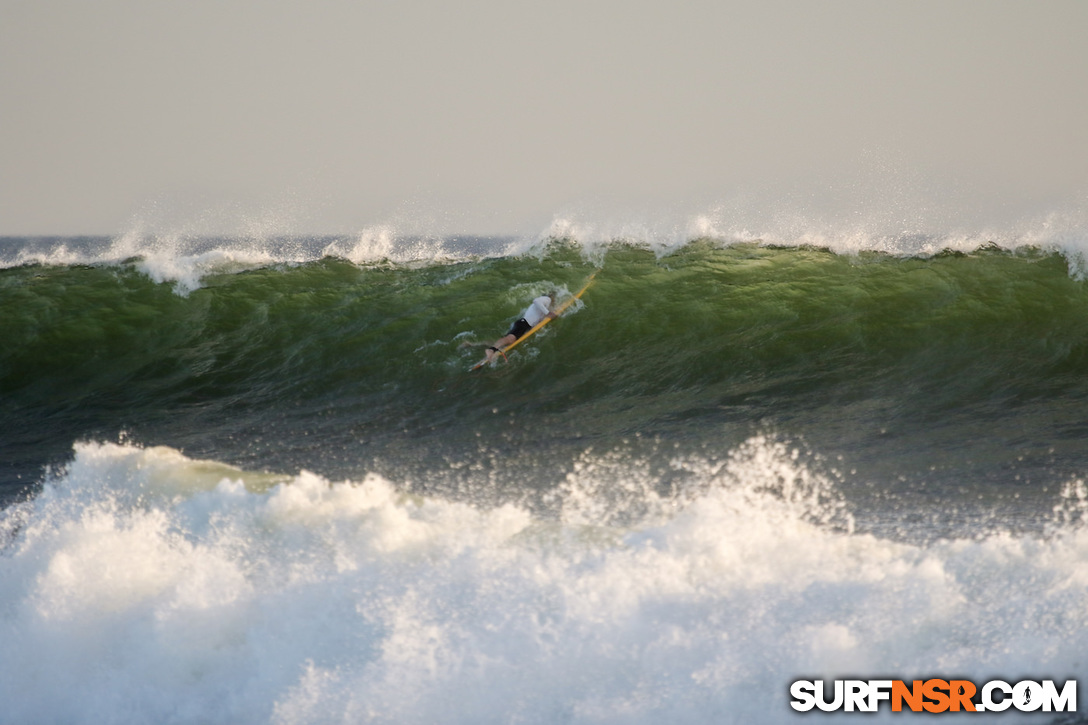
[
  {"x1": 4, "y1": 200, "x2": 1086, "y2": 293},
  {"x1": 543, "y1": 200, "x2": 1088, "y2": 263},
  {"x1": 2, "y1": 439, "x2": 1085, "y2": 724},
  {"x1": 317, "y1": 226, "x2": 514, "y2": 267},
  {"x1": 0, "y1": 233, "x2": 301, "y2": 295}
]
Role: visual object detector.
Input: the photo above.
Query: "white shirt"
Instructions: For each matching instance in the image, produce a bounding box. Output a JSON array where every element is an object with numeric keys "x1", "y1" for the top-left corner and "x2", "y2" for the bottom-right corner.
[{"x1": 522, "y1": 296, "x2": 552, "y2": 326}]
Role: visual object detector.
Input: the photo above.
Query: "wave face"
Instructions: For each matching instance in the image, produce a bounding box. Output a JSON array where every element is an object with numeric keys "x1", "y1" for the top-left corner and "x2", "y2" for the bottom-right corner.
[
  {"x1": 4, "y1": 236, "x2": 1088, "y2": 524},
  {"x1": 2, "y1": 232, "x2": 1088, "y2": 722}
]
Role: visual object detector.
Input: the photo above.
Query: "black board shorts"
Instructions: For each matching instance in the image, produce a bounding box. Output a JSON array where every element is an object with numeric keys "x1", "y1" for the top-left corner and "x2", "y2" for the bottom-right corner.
[{"x1": 506, "y1": 318, "x2": 532, "y2": 339}]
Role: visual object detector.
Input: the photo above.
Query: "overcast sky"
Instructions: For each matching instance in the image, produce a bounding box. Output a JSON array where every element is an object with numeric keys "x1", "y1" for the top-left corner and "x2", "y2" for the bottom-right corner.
[{"x1": 2, "y1": 0, "x2": 1086, "y2": 236}]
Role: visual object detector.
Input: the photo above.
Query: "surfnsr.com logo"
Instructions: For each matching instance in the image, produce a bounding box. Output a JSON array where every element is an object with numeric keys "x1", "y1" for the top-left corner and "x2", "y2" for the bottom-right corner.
[{"x1": 790, "y1": 679, "x2": 1077, "y2": 713}]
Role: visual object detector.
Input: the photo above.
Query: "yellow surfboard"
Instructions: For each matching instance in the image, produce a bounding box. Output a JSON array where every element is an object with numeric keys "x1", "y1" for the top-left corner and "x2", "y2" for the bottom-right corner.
[{"x1": 471, "y1": 272, "x2": 596, "y2": 370}]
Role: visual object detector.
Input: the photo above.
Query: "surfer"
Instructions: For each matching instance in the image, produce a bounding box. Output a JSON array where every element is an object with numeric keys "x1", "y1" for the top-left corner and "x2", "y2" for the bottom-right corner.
[
  {"x1": 485, "y1": 292, "x2": 557, "y2": 362},
  {"x1": 464, "y1": 274, "x2": 594, "y2": 370}
]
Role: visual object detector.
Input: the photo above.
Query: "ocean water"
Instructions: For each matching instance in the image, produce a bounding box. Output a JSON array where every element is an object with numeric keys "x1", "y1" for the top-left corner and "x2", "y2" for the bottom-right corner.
[{"x1": 2, "y1": 223, "x2": 1088, "y2": 723}]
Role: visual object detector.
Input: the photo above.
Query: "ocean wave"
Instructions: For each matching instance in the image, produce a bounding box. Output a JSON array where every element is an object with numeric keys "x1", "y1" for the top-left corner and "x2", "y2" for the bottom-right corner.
[{"x1": 5, "y1": 239, "x2": 1088, "y2": 518}]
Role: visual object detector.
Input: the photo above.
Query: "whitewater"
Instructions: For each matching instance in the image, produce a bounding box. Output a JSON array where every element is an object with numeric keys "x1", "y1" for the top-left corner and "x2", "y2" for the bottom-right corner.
[
  {"x1": 3, "y1": 216, "x2": 1088, "y2": 723},
  {"x1": 2, "y1": 438, "x2": 1086, "y2": 724}
]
